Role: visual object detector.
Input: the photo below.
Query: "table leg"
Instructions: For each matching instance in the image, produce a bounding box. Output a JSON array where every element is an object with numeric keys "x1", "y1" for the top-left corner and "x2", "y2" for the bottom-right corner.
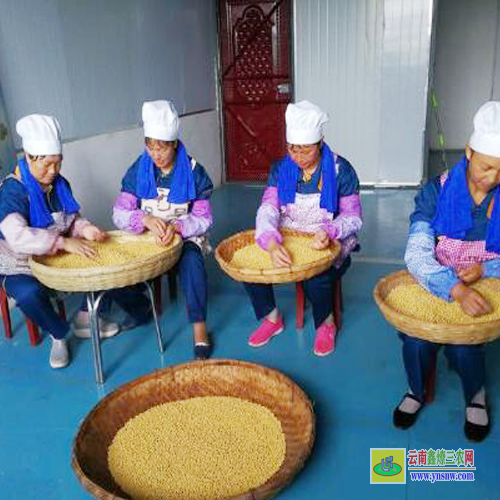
[
  {"x1": 144, "y1": 280, "x2": 164, "y2": 353},
  {"x1": 87, "y1": 291, "x2": 105, "y2": 385}
]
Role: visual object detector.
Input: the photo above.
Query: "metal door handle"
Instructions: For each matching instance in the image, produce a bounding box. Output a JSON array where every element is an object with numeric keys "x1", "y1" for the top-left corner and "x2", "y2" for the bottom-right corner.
[{"x1": 277, "y1": 83, "x2": 290, "y2": 94}]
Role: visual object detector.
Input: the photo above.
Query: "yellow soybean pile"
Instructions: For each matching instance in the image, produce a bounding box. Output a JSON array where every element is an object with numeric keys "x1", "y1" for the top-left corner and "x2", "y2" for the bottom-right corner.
[
  {"x1": 108, "y1": 396, "x2": 286, "y2": 500},
  {"x1": 386, "y1": 280, "x2": 500, "y2": 324},
  {"x1": 39, "y1": 240, "x2": 167, "y2": 268},
  {"x1": 231, "y1": 235, "x2": 331, "y2": 269}
]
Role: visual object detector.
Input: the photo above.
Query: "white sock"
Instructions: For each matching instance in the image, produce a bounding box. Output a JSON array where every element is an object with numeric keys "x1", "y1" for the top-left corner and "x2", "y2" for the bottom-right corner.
[
  {"x1": 50, "y1": 335, "x2": 66, "y2": 344},
  {"x1": 266, "y1": 308, "x2": 279, "y2": 324},
  {"x1": 398, "y1": 389, "x2": 422, "y2": 414},
  {"x1": 466, "y1": 388, "x2": 488, "y2": 426},
  {"x1": 75, "y1": 311, "x2": 110, "y2": 325},
  {"x1": 321, "y1": 314, "x2": 334, "y2": 326},
  {"x1": 75, "y1": 310, "x2": 90, "y2": 323}
]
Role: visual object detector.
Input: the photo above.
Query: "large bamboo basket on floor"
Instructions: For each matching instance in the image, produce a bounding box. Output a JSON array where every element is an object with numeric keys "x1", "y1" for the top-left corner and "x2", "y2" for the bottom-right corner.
[
  {"x1": 373, "y1": 269, "x2": 500, "y2": 344},
  {"x1": 29, "y1": 230, "x2": 182, "y2": 292},
  {"x1": 215, "y1": 229, "x2": 341, "y2": 283},
  {"x1": 72, "y1": 359, "x2": 315, "y2": 500}
]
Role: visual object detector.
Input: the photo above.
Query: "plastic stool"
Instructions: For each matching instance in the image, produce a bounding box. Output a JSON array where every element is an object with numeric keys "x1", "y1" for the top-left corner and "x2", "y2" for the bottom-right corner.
[
  {"x1": 295, "y1": 278, "x2": 343, "y2": 330},
  {"x1": 0, "y1": 288, "x2": 66, "y2": 346}
]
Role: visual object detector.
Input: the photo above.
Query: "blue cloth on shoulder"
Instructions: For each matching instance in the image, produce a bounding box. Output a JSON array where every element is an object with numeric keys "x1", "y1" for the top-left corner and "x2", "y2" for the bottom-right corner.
[
  {"x1": 18, "y1": 157, "x2": 80, "y2": 228},
  {"x1": 277, "y1": 141, "x2": 338, "y2": 214},
  {"x1": 432, "y1": 156, "x2": 500, "y2": 252},
  {"x1": 135, "y1": 140, "x2": 196, "y2": 203}
]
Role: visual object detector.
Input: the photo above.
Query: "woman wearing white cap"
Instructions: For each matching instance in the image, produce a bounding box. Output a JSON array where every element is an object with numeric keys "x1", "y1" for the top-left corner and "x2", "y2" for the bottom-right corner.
[
  {"x1": 0, "y1": 114, "x2": 118, "y2": 369},
  {"x1": 393, "y1": 101, "x2": 500, "y2": 442},
  {"x1": 244, "y1": 101, "x2": 363, "y2": 357},
  {"x1": 113, "y1": 100, "x2": 214, "y2": 359}
]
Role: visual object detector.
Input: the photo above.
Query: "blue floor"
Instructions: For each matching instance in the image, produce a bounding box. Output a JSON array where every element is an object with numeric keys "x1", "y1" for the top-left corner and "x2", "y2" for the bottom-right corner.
[{"x1": 1, "y1": 184, "x2": 499, "y2": 500}]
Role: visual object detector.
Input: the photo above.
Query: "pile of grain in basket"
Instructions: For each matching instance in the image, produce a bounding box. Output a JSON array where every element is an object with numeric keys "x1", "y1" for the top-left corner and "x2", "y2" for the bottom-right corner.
[
  {"x1": 38, "y1": 240, "x2": 169, "y2": 269},
  {"x1": 386, "y1": 280, "x2": 500, "y2": 324},
  {"x1": 107, "y1": 396, "x2": 286, "y2": 500},
  {"x1": 230, "y1": 234, "x2": 330, "y2": 269}
]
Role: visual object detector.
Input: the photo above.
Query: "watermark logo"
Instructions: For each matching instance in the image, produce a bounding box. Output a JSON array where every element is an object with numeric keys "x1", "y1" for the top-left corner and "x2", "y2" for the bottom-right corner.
[
  {"x1": 370, "y1": 448, "x2": 476, "y2": 484},
  {"x1": 406, "y1": 448, "x2": 475, "y2": 482},
  {"x1": 370, "y1": 448, "x2": 406, "y2": 484},
  {"x1": 407, "y1": 448, "x2": 474, "y2": 468}
]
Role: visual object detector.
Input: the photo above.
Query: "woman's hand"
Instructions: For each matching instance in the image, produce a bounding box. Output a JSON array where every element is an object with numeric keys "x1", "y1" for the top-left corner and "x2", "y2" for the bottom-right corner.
[
  {"x1": 154, "y1": 224, "x2": 176, "y2": 247},
  {"x1": 63, "y1": 237, "x2": 97, "y2": 259},
  {"x1": 312, "y1": 229, "x2": 330, "y2": 250},
  {"x1": 457, "y1": 263, "x2": 484, "y2": 284},
  {"x1": 143, "y1": 214, "x2": 168, "y2": 238},
  {"x1": 451, "y1": 282, "x2": 492, "y2": 316},
  {"x1": 268, "y1": 239, "x2": 292, "y2": 268},
  {"x1": 82, "y1": 224, "x2": 108, "y2": 242}
]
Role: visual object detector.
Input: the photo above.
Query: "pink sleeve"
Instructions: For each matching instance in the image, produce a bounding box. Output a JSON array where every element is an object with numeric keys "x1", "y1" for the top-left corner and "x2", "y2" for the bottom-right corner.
[
  {"x1": 334, "y1": 234, "x2": 360, "y2": 269},
  {"x1": 112, "y1": 192, "x2": 146, "y2": 234},
  {"x1": 70, "y1": 217, "x2": 92, "y2": 238},
  {"x1": 255, "y1": 187, "x2": 283, "y2": 250},
  {"x1": 53, "y1": 236, "x2": 66, "y2": 252},
  {"x1": 261, "y1": 186, "x2": 280, "y2": 208},
  {"x1": 0, "y1": 213, "x2": 63, "y2": 255},
  {"x1": 322, "y1": 194, "x2": 363, "y2": 240},
  {"x1": 176, "y1": 199, "x2": 213, "y2": 238}
]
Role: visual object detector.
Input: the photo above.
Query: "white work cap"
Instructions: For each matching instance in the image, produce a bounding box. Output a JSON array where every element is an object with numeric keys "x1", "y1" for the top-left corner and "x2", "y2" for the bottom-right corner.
[
  {"x1": 142, "y1": 100, "x2": 179, "y2": 141},
  {"x1": 469, "y1": 101, "x2": 500, "y2": 158},
  {"x1": 285, "y1": 100, "x2": 329, "y2": 145},
  {"x1": 16, "y1": 114, "x2": 62, "y2": 155}
]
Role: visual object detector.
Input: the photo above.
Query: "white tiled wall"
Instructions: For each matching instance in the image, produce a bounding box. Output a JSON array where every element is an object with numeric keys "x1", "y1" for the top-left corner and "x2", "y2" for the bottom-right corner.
[{"x1": 294, "y1": 0, "x2": 435, "y2": 185}]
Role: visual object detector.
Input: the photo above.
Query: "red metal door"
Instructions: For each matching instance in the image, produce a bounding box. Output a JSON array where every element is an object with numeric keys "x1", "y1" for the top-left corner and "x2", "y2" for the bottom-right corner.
[{"x1": 219, "y1": 0, "x2": 292, "y2": 182}]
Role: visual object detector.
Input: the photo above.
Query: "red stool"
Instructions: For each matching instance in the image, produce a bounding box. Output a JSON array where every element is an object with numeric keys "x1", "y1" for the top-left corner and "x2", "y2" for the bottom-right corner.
[
  {"x1": 0, "y1": 288, "x2": 66, "y2": 346},
  {"x1": 295, "y1": 278, "x2": 343, "y2": 330}
]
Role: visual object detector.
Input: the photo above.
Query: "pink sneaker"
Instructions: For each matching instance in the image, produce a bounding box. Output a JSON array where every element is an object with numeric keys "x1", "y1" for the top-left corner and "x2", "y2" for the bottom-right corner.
[
  {"x1": 248, "y1": 317, "x2": 284, "y2": 347},
  {"x1": 313, "y1": 324, "x2": 336, "y2": 356}
]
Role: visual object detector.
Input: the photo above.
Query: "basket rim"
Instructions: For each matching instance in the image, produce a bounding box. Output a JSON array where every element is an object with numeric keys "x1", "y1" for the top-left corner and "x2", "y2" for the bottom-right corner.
[
  {"x1": 215, "y1": 229, "x2": 341, "y2": 280},
  {"x1": 29, "y1": 231, "x2": 182, "y2": 279},
  {"x1": 71, "y1": 358, "x2": 316, "y2": 500},
  {"x1": 373, "y1": 269, "x2": 500, "y2": 334}
]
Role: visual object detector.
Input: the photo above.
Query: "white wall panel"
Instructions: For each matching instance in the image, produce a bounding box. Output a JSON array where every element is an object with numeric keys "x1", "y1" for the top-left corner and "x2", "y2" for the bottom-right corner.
[
  {"x1": 0, "y1": 88, "x2": 15, "y2": 176},
  {"x1": 294, "y1": 0, "x2": 434, "y2": 185},
  {"x1": 0, "y1": 0, "x2": 217, "y2": 145},
  {"x1": 429, "y1": 0, "x2": 498, "y2": 149}
]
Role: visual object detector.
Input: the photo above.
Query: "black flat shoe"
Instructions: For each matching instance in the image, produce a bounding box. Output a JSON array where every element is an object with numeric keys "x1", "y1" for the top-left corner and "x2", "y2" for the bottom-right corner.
[
  {"x1": 194, "y1": 342, "x2": 212, "y2": 360},
  {"x1": 393, "y1": 393, "x2": 424, "y2": 430},
  {"x1": 464, "y1": 403, "x2": 490, "y2": 442}
]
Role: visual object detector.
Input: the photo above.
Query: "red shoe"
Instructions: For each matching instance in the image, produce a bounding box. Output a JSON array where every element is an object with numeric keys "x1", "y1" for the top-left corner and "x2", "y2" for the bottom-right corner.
[
  {"x1": 248, "y1": 317, "x2": 284, "y2": 347},
  {"x1": 313, "y1": 324, "x2": 336, "y2": 356}
]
